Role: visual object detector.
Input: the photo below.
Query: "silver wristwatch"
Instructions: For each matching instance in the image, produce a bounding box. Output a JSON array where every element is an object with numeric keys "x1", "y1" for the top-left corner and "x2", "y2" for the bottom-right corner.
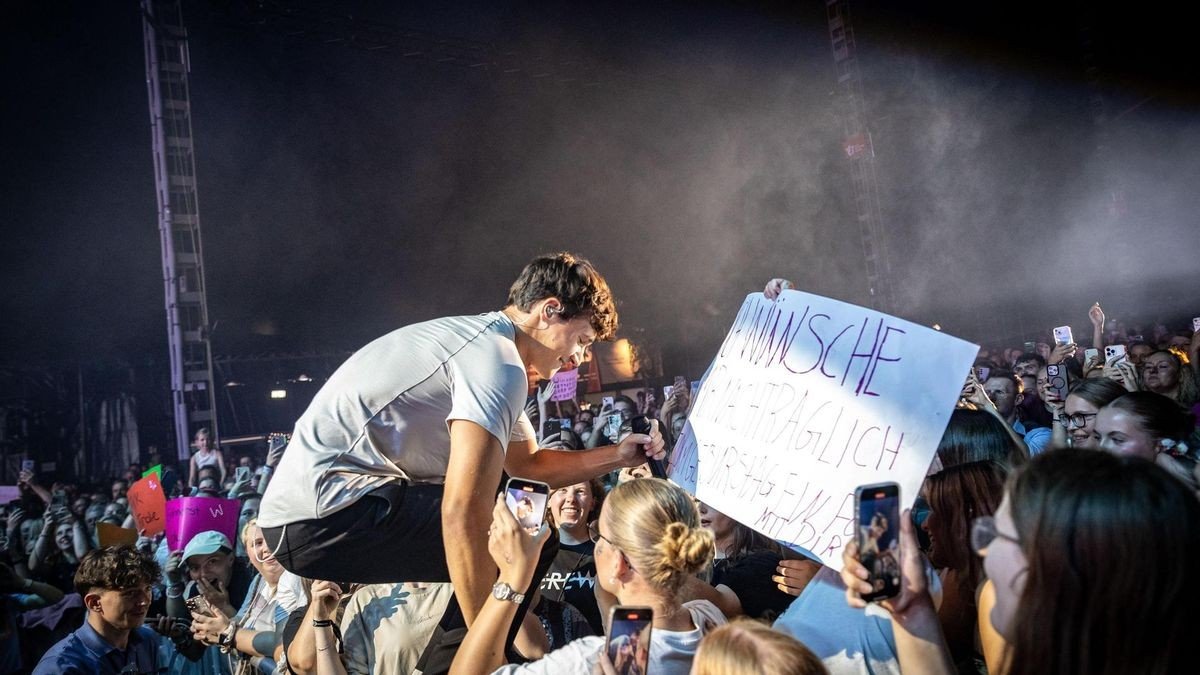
[{"x1": 492, "y1": 581, "x2": 525, "y2": 605}]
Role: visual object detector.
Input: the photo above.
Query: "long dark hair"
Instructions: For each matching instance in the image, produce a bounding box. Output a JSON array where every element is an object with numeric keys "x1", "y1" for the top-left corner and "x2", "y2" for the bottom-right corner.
[
  {"x1": 921, "y1": 460, "x2": 1006, "y2": 584},
  {"x1": 1005, "y1": 448, "x2": 1200, "y2": 675},
  {"x1": 936, "y1": 409, "x2": 1027, "y2": 470}
]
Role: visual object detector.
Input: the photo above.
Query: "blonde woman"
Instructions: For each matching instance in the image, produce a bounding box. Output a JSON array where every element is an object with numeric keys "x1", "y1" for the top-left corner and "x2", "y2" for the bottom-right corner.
[
  {"x1": 692, "y1": 619, "x2": 827, "y2": 675},
  {"x1": 451, "y1": 478, "x2": 726, "y2": 674}
]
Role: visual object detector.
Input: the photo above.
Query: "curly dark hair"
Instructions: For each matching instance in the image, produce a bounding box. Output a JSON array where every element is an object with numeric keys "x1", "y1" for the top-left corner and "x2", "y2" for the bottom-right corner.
[
  {"x1": 74, "y1": 545, "x2": 162, "y2": 595},
  {"x1": 506, "y1": 252, "x2": 619, "y2": 341}
]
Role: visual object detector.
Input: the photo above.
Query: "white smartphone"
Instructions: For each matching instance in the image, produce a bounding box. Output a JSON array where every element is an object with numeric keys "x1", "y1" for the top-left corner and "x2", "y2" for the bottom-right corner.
[
  {"x1": 1052, "y1": 325, "x2": 1074, "y2": 346},
  {"x1": 1105, "y1": 344, "x2": 1127, "y2": 363},
  {"x1": 1193, "y1": 317, "x2": 1200, "y2": 333},
  {"x1": 1084, "y1": 348, "x2": 1099, "y2": 362}
]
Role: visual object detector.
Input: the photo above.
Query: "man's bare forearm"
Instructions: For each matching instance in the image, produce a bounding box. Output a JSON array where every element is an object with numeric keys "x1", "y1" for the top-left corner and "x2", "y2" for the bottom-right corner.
[
  {"x1": 444, "y1": 498, "x2": 498, "y2": 626},
  {"x1": 513, "y1": 445, "x2": 628, "y2": 489}
]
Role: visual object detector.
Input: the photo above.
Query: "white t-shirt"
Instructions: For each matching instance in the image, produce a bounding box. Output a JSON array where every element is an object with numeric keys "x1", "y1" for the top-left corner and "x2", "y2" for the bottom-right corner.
[
  {"x1": 492, "y1": 600, "x2": 726, "y2": 675},
  {"x1": 341, "y1": 582, "x2": 454, "y2": 675},
  {"x1": 259, "y1": 312, "x2": 531, "y2": 528}
]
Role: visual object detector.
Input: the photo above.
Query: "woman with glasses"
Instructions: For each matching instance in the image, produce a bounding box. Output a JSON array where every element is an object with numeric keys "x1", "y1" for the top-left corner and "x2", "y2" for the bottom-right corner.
[
  {"x1": 1048, "y1": 378, "x2": 1126, "y2": 449},
  {"x1": 841, "y1": 448, "x2": 1200, "y2": 675},
  {"x1": 450, "y1": 478, "x2": 725, "y2": 675}
]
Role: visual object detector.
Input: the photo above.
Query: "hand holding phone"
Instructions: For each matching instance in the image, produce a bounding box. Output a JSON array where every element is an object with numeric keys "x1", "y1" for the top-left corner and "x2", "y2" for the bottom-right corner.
[
  {"x1": 504, "y1": 478, "x2": 550, "y2": 534},
  {"x1": 1052, "y1": 325, "x2": 1074, "y2": 346},
  {"x1": 234, "y1": 466, "x2": 251, "y2": 483},
  {"x1": 854, "y1": 482, "x2": 901, "y2": 602},
  {"x1": 1045, "y1": 364, "x2": 1070, "y2": 402},
  {"x1": 607, "y1": 607, "x2": 653, "y2": 675}
]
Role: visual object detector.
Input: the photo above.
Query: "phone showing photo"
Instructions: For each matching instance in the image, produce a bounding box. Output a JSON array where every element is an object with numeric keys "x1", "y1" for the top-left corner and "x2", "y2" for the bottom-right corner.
[
  {"x1": 662, "y1": 385, "x2": 674, "y2": 399},
  {"x1": 854, "y1": 482, "x2": 901, "y2": 602},
  {"x1": 1023, "y1": 340, "x2": 1036, "y2": 353},
  {"x1": 560, "y1": 417, "x2": 572, "y2": 430},
  {"x1": 1046, "y1": 364, "x2": 1070, "y2": 400},
  {"x1": 20, "y1": 459, "x2": 34, "y2": 473},
  {"x1": 1084, "y1": 348, "x2": 1099, "y2": 363},
  {"x1": 504, "y1": 477, "x2": 550, "y2": 533},
  {"x1": 235, "y1": 466, "x2": 251, "y2": 482},
  {"x1": 1105, "y1": 344, "x2": 1127, "y2": 363},
  {"x1": 606, "y1": 606, "x2": 653, "y2": 675},
  {"x1": 1052, "y1": 325, "x2": 1074, "y2": 346},
  {"x1": 1193, "y1": 317, "x2": 1200, "y2": 333}
]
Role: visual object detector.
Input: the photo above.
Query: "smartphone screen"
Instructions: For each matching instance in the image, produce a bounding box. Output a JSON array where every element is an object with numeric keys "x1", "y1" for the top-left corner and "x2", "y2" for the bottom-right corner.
[
  {"x1": 855, "y1": 482, "x2": 901, "y2": 602},
  {"x1": 21, "y1": 459, "x2": 34, "y2": 473},
  {"x1": 560, "y1": 417, "x2": 572, "y2": 430},
  {"x1": 663, "y1": 385, "x2": 674, "y2": 399},
  {"x1": 1046, "y1": 364, "x2": 1070, "y2": 400},
  {"x1": 504, "y1": 478, "x2": 549, "y2": 533},
  {"x1": 607, "y1": 606, "x2": 653, "y2": 675},
  {"x1": 1084, "y1": 348, "x2": 1099, "y2": 362},
  {"x1": 1052, "y1": 325, "x2": 1074, "y2": 346},
  {"x1": 605, "y1": 413, "x2": 623, "y2": 441},
  {"x1": 1193, "y1": 317, "x2": 1200, "y2": 333},
  {"x1": 235, "y1": 466, "x2": 251, "y2": 482},
  {"x1": 1023, "y1": 341, "x2": 1036, "y2": 353}
]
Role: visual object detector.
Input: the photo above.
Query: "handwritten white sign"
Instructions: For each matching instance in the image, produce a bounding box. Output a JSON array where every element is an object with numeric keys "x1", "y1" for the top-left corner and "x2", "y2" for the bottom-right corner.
[{"x1": 669, "y1": 290, "x2": 977, "y2": 569}]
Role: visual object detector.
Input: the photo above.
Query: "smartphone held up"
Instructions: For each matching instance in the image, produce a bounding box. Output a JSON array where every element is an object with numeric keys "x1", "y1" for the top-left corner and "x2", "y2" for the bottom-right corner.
[
  {"x1": 855, "y1": 482, "x2": 901, "y2": 602},
  {"x1": 504, "y1": 477, "x2": 549, "y2": 533},
  {"x1": 607, "y1": 606, "x2": 653, "y2": 675}
]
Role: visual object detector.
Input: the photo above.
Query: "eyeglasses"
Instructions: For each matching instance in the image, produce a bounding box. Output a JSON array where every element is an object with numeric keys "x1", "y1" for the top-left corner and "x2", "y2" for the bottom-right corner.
[
  {"x1": 970, "y1": 516, "x2": 1020, "y2": 555},
  {"x1": 1142, "y1": 364, "x2": 1176, "y2": 374},
  {"x1": 1061, "y1": 412, "x2": 1098, "y2": 428},
  {"x1": 588, "y1": 520, "x2": 614, "y2": 546},
  {"x1": 588, "y1": 520, "x2": 637, "y2": 571}
]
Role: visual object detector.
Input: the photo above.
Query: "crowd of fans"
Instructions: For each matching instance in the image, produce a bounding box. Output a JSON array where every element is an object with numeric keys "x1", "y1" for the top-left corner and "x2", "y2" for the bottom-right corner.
[{"x1": 4, "y1": 258, "x2": 1199, "y2": 675}]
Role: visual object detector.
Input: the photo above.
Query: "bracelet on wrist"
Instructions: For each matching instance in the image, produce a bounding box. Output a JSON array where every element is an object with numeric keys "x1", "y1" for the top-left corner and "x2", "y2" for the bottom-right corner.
[{"x1": 312, "y1": 619, "x2": 334, "y2": 627}]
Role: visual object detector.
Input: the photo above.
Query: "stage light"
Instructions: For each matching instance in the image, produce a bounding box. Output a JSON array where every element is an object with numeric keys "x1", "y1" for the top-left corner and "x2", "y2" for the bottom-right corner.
[{"x1": 270, "y1": 389, "x2": 287, "y2": 399}]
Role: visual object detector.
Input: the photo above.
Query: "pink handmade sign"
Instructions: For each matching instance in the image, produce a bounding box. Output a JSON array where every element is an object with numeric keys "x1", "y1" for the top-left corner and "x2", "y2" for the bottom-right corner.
[
  {"x1": 550, "y1": 368, "x2": 579, "y2": 401},
  {"x1": 165, "y1": 497, "x2": 240, "y2": 552}
]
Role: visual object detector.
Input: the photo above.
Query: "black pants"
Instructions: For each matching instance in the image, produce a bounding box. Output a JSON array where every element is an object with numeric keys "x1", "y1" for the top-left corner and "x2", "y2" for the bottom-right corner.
[{"x1": 261, "y1": 480, "x2": 558, "y2": 673}]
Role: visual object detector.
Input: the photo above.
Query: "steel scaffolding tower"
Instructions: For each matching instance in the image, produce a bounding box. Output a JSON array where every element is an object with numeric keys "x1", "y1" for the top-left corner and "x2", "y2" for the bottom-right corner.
[
  {"x1": 142, "y1": 0, "x2": 219, "y2": 460},
  {"x1": 826, "y1": 0, "x2": 896, "y2": 315}
]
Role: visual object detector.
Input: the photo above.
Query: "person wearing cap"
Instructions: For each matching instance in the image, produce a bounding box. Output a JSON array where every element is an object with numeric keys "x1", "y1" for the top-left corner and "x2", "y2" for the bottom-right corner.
[
  {"x1": 34, "y1": 545, "x2": 173, "y2": 674},
  {"x1": 164, "y1": 531, "x2": 253, "y2": 623}
]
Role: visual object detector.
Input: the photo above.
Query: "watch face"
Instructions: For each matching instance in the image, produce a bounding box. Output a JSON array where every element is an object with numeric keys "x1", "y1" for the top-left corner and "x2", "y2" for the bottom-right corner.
[{"x1": 493, "y1": 582, "x2": 511, "y2": 600}]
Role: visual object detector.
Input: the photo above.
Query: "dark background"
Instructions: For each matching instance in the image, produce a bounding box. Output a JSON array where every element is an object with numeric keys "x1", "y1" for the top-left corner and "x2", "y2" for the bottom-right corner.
[{"x1": 2, "y1": 1, "x2": 1198, "y2": 466}]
